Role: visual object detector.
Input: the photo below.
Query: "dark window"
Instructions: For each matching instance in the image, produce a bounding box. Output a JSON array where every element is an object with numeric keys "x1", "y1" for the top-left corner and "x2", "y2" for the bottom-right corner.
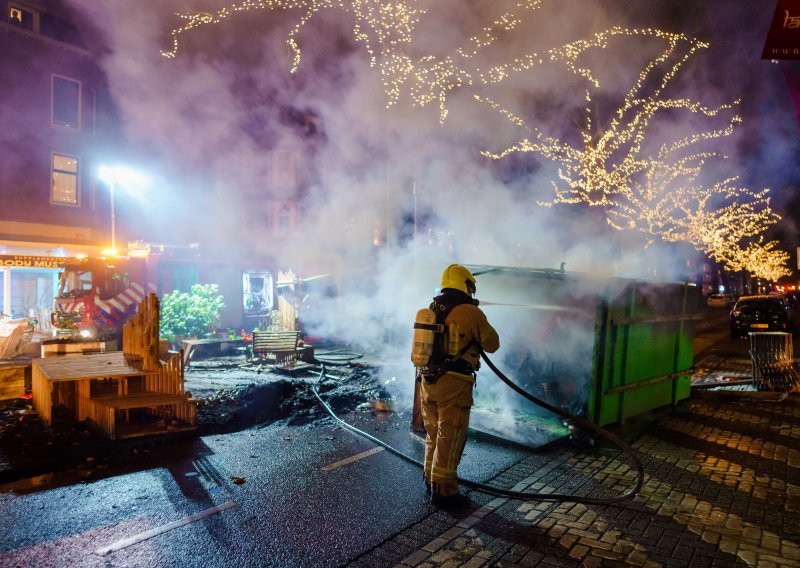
[
  {"x1": 53, "y1": 76, "x2": 80, "y2": 129},
  {"x1": 99, "y1": 268, "x2": 129, "y2": 300},
  {"x1": 243, "y1": 272, "x2": 273, "y2": 316}
]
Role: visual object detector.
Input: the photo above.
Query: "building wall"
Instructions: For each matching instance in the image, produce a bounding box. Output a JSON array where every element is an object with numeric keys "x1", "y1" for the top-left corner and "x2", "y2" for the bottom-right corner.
[{"x1": 0, "y1": 0, "x2": 115, "y2": 248}]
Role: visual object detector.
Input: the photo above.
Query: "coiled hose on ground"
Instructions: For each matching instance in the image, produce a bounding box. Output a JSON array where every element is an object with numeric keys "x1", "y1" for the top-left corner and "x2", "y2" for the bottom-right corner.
[{"x1": 311, "y1": 350, "x2": 645, "y2": 504}]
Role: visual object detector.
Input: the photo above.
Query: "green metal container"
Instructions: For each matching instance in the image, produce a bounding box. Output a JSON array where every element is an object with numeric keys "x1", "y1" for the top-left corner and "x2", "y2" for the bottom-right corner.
[
  {"x1": 458, "y1": 265, "x2": 700, "y2": 446},
  {"x1": 588, "y1": 278, "x2": 699, "y2": 427}
]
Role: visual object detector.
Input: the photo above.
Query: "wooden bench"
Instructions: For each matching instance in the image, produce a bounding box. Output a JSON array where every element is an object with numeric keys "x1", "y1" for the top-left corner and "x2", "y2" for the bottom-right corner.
[
  {"x1": 89, "y1": 391, "x2": 197, "y2": 439},
  {"x1": 91, "y1": 391, "x2": 189, "y2": 409},
  {"x1": 252, "y1": 330, "x2": 302, "y2": 364},
  {"x1": 182, "y1": 337, "x2": 243, "y2": 367},
  {"x1": 0, "y1": 324, "x2": 29, "y2": 360}
]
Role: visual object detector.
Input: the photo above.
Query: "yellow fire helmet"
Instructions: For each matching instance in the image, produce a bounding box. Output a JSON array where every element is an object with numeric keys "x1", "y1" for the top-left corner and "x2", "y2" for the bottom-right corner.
[{"x1": 440, "y1": 264, "x2": 477, "y2": 296}]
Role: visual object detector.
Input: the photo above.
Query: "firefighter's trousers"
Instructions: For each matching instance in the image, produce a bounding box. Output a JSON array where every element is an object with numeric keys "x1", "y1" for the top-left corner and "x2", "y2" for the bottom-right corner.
[{"x1": 419, "y1": 373, "x2": 474, "y2": 496}]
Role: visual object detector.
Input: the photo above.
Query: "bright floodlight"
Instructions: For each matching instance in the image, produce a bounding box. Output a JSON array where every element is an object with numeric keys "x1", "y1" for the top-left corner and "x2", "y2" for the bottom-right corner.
[
  {"x1": 98, "y1": 166, "x2": 150, "y2": 191},
  {"x1": 98, "y1": 165, "x2": 150, "y2": 254}
]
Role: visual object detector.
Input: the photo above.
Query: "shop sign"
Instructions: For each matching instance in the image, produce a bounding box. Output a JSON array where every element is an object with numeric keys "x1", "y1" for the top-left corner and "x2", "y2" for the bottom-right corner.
[
  {"x1": 0, "y1": 255, "x2": 74, "y2": 268},
  {"x1": 762, "y1": 0, "x2": 800, "y2": 59}
]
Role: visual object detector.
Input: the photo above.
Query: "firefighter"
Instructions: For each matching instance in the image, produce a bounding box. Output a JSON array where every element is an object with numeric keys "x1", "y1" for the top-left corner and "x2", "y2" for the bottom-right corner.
[{"x1": 419, "y1": 264, "x2": 499, "y2": 507}]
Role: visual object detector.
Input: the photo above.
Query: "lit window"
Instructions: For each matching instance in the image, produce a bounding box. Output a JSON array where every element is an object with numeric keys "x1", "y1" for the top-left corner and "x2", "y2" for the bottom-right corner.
[
  {"x1": 52, "y1": 76, "x2": 81, "y2": 129},
  {"x1": 52, "y1": 154, "x2": 79, "y2": 205},
  {"x1": 243, "y1": 272, "x2": 273, "y2": 316},
  {"x1": 8, "y1": 5, "x2": 36, "y2": 31}
]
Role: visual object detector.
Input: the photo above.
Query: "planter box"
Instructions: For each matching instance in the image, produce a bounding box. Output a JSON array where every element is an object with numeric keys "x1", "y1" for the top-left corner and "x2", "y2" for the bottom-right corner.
[{"x1": 0, "y1": 362, "x2": 30, "y2": 400}]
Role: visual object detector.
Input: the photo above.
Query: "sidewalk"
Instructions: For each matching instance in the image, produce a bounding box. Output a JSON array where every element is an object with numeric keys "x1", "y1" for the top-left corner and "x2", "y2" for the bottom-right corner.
[{"x1": 350, "y1": 351, "x2": 800, "y2": 567}]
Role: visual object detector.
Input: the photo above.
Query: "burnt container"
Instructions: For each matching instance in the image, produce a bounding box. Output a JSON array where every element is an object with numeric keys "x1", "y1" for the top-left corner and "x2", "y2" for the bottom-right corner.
[{"x1": 459, "y1": 265, "x2": 700, "y2": 447}]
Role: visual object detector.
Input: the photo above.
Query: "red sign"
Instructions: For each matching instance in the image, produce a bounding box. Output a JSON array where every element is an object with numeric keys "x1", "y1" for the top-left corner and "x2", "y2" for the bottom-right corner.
[{"x1": 762, "y1": 0, "x2": 800, "y2": 59}]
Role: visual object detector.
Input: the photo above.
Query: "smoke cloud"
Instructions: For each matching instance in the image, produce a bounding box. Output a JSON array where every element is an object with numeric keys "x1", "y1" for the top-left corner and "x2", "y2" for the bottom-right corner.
[{"x1": 63, "y1": 0, "x2": 800, "y2": 438}]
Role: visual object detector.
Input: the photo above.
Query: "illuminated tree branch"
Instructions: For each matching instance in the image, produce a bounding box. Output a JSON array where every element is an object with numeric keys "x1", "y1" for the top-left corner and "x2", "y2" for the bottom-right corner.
[
  {"x1": 481, "y1": 28, "x2": 741, "y2": 208},
  {"x1": 163, "y1": 1, "x2": 544, "y2": 123}
]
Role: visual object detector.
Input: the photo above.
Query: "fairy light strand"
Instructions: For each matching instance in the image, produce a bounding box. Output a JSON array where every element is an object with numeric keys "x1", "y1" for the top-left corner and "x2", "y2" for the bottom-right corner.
[
  {"x1": 163, "y1": 4, "x2": 790, "y2": 279},
  {"x1": 479, "y1": 26, "x2": 789, "y2": 279},
  {"x1": 163, "y1": 0, "x2": 547, "y2": 123}
]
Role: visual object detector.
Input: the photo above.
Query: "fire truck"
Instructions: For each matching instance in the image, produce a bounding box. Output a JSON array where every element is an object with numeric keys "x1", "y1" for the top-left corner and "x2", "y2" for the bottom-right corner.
[
  {"x1": 50, "y1": 242, "x2": 280, "y2": 341},
  {"x1": 51, "y1": 254, "x2": 156, "y2": 340}
]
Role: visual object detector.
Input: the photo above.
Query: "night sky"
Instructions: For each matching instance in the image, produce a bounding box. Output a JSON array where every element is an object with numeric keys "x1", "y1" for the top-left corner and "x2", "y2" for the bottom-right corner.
[{"x1": 64, "y1": 0, "x2": 800, "y2": 278}]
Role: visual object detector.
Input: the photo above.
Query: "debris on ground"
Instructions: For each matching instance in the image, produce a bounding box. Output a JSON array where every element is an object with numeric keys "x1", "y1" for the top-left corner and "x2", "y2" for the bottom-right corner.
[{"x1": 0, "y1": 348, "x2": 394, "y2": 485}]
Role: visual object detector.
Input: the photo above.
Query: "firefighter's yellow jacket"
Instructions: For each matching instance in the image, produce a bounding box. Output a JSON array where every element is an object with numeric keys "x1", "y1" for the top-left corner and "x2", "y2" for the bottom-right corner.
[{"x1": 442, "y1": 302, "x2": 500, "y2": 382}]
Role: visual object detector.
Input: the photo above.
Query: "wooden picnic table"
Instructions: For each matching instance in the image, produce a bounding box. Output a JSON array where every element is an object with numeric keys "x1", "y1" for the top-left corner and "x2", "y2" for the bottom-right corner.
[
  {"x1": 31, "y1": 352, "x2": 158, "y2": 427},
  {"x1": 182, "y1": 337, "x2": 243, "y2": 367}
]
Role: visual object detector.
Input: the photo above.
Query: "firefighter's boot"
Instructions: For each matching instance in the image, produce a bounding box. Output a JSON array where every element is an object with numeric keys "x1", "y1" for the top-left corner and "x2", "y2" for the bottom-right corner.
[{"x1": 430, "y1": 482, "x2": 471, "y2": 509}]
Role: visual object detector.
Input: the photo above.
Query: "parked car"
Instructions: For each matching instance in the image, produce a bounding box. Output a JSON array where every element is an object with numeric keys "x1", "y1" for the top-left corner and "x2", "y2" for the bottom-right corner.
[
  {"x1": 729, "y1": 295, "x2": 793, "y2": 338},
  {"x1": 784, "y1": 291, "x2": 800, "y2": 328},
  {"x1": 707, "y1": 293, "x2": 733, "y2": 308}
]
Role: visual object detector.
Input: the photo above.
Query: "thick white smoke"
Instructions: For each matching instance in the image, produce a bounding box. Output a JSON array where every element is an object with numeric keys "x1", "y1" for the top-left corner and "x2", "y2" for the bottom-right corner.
[{"x1": 64, "y1": 0, "x2": 800, "y2": 437}]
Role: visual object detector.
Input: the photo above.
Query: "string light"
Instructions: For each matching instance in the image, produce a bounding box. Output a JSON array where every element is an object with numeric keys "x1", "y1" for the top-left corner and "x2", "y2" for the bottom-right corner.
[
  {"x1": 481, "y1": 29, "x2": 742, "y2": 208},
  {"x1": 726, "y1": 239, "x2": 791, "y2": 282},
  {"x1": 163, "y1": 5, "x2": 790, "y2": 279},
  {"x1": 163, "y1": 0, "x2": 544, "y2": 123},
  {"x1": 479, "y1": 27, "x2": 790, "y2": 279},
  {"x1": 606, "y1": 155, "x2": 788, "y2": 279}
]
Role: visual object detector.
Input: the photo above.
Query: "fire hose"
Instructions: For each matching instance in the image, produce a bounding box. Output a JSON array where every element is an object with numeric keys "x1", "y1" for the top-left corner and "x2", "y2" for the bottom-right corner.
[{"x1": 311, "y1": 350, "x2": 645, "y2": 504}]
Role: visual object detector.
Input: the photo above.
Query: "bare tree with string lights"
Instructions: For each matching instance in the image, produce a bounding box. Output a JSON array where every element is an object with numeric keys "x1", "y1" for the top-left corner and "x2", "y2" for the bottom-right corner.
[
  {"x1": 162, "y1": 0, "x2": 543, "y2": 124},
  {"x1": 604, "y1": 154, "x2": 790, "y2": 280},
  {"x1": 478, "y1": 27, "x2": 789, "y2": 279},
  {"x1": 162, "y1": 2, "x2": 790, "y2": 280}
]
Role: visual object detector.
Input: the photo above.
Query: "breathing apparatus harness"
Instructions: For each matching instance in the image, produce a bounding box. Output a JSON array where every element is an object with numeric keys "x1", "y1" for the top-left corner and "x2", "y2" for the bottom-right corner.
[
  {"x1": 311, "y1": 292, "x2": 645, "y2": 505},
  {"x1": 412, "y1": 290, "x2": 479, "y2": 383}
]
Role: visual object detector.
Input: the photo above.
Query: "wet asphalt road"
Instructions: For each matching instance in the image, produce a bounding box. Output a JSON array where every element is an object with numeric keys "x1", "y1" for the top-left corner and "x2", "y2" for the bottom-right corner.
[
  {"x1": 0, "y1": 408, "x2": 529, "y2": 567},
  {"x1": 0, "y1": 308, "x2": 738, "y2": 567}
]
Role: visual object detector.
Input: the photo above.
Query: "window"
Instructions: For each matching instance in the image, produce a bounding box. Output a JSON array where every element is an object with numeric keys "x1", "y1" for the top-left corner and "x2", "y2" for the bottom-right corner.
[
  {"x1": 8, "y1": 4, "x2": 37, "y2": 31},
  {"x1": 86, "y1": 89, "x2": 96, "y2": 134},
  {"x1": 270, "y1": 201, "x2": 298, "y2": 236},
  {"x1": 52, "y1": 154, "x2": 79, "y2": 205},
  {"x1": 59, "y1": 269, "x2": 93, "y2": 297},
  {"x1": 52, "y1": 76, "x2": 81, "y2": 129},
  {"x1": 99, "y1": 267, "x2": 130, "y2": 300},
  {"x1": 243, "y1": 272, "x2": 273, "y2": 316},
  {"x1": 270, "y1": 150, "x2": 297, "y2": 189}
]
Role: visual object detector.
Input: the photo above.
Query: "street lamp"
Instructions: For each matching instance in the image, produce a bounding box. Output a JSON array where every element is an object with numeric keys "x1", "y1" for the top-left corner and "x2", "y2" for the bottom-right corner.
[{"x1": 98, "y1": 166, "x2": 149, "y2": 255}]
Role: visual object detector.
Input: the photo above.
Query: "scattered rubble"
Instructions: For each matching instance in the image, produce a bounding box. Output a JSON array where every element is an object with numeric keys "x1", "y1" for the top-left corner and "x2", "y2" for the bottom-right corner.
[{"x1": 0, "y1": 349, "x2": 395, "y2": 486}]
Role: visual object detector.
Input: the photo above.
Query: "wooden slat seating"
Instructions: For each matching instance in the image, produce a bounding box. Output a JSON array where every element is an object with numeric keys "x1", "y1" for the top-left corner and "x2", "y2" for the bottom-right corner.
[
  {"x1": 89, "y1": 345, "x2": 197, "y2": 439},
  {"x1": 88, "y1": 293, "x2": 195, "y2": 438},
  {"x1": 252, "y1": 330, "x2": 302, "y2": 365},
  {"x1": 32, "y1": 293, "x2": 197, "y2": 439},
  {"x1": 0, "y1": 324, "x2": 29, "y2": 360},
  {"x1": 121, "y1": 293, "x2": 161, "y2": 372}
]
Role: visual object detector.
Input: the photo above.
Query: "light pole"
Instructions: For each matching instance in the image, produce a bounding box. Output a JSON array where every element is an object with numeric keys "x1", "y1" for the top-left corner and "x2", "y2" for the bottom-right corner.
[
  {"x1": 109, "y1": 178, "x2": 116, "y2": 252},
  {"x1": 98, "y1": 166, "x2": 149, "y2": 255}
]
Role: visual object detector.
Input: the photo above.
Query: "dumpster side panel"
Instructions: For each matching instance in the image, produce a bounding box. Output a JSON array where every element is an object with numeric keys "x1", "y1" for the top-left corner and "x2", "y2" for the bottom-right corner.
[
  {"x1": 468, "y1": 269, "x2": 599, "y2": 447},
  {"x1": 594, "y1": 281, "x2": 698, "y2": 426}
]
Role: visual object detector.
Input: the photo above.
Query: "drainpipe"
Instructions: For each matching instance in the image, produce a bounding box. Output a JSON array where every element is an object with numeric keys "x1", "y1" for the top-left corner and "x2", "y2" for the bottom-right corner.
[{"x1": 2, "y1": 267, "x2": 10, "y2": 316}]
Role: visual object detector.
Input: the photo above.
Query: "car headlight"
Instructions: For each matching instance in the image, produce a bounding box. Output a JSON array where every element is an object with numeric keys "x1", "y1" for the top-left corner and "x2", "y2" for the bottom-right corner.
[{"x1": 732, "y1": 310, "x2": 741, "y2": 317}]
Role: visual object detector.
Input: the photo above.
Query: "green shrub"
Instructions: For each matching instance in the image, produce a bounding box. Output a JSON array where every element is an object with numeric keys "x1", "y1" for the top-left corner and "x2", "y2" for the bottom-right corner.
[{"x1": 160, "y1": 283, "x2": 225, "y2": 345}]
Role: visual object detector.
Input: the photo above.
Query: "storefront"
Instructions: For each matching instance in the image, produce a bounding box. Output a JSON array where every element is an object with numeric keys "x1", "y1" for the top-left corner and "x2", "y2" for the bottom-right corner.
[{"x1": 0, "y1": 239, "x2": 105, "y2": 327}]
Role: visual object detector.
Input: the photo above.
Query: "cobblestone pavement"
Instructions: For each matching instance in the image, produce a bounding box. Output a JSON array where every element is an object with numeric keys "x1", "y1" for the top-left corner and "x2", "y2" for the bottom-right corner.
[{"x1": 349, "y1": 355, "x2": 800, "y2": 567}]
